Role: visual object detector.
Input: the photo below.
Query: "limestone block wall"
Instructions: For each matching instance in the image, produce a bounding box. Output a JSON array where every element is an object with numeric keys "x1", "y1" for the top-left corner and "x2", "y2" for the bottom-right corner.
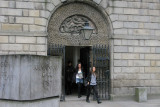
[
  {"x1": 109, "y1": 0, "x2": 160, "y2": 96},
  {"x1": 0, "y1": 0, "x2": 160, "y2": 97}
]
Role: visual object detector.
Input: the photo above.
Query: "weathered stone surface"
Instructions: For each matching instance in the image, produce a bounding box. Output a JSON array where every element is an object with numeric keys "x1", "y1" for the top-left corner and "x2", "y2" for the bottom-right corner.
[
  {"x1": 0, "y1": 98, "x2": 59, "y2": 107},
  {"x1": 135, "y1": 87, "x2": 147, "y2": 102},
  {"x1": 121, "y1": 53, "x2": 139, "y2": 59},
  {"x1": 2, "y1": 24, "x2": 22, "y2": 31},
  {"x1": 93, "y1": 0, "x2": 102, "y2": 4},
  {"x1": 0, "y1": 36, "x2": 8, "y2": 43},
  {"x1": 0, "y1": 55, "x2": 62, "y2": 100},
  {"x1": 114, "y1": 46, "x2": 128, "y2": 52},
  {"x1": 9, "y1": 36, "x2": 15, "y2": 43},
  {"x1": 0, "y1": 1, "x2": 9, "y2": 8},
  {"x1": 1, "y1": 44, "x2": 23, "y2": 51},
  {"x1": 35, "y1": 18, "x2": 47, "y2": 26},
  {"x1": 30, "y1": 45, "x2": 46, "y2": 52},
  {"x1": 37, "y1": 37, "x2": 46, "y2": 44},
  {"x1": 0, "y1": 8, "x2": 22, "y2": 16},
  {"x1": 16, "y1": 17, "x2": 34, "y2": 24},
  {"x1": 16, "y1": 36, "x2": 36, "y2": 43},
  {"x1": 16, "y1": 2, "x2": 34, "y2": 9},
  {"x1": 29, "y1": 10, "x2": 39, "y2": 17},
  {"x1": 29, "y1": 25, "x2": 45, "y2": 31}
]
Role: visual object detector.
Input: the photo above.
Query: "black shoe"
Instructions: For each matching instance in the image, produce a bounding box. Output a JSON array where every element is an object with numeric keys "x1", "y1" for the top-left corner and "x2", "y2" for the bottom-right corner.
[
  {"x1": 86, "y1": 99, "x2": 90, "y2": 103},
  {"x1": 78, "y1": 95, "x2": 82, "y2": 98},
  {"x1": 97, "y1": 101, "x2": 102, "y2": 104}
]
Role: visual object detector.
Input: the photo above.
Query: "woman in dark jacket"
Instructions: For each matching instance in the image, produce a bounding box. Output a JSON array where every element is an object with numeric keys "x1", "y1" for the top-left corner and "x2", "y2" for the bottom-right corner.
[{"x1": 86, "y1": 66, "x2": 102, "y2": 104}]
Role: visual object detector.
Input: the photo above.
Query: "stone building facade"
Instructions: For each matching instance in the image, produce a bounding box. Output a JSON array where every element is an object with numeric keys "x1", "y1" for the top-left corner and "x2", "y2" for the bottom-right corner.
[{"x1": 0, "y1": 0, "x2": 160, "y2": 100}]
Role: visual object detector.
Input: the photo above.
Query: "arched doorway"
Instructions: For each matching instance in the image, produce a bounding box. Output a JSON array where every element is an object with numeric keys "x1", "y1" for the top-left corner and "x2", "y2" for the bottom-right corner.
[{"x1": 47, "y1": 2, "x2": 112, "y2": 101}]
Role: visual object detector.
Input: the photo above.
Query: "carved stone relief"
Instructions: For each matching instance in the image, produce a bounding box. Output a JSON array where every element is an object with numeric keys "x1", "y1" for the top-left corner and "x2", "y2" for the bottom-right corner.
[
  {"x1": 59, "y1": 15, "x2": 97, "y2": 34},
  {"x1": 48, "y1": 3, "x2": 111, "y2": 46}
]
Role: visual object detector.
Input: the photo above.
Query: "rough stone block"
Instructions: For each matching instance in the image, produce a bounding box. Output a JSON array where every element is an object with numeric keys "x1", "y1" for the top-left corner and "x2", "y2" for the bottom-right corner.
[
  {"x1": 145, "y1": 40, "x2": 160, "y2": 46},
  {"x1": 35, "y1": 3, "x2": 45, "y2": 10},
  {"x1": 16, "y1": 37, "x2": 36, "y2": 43},
  {"x1": 114, "y1": 39, "x2": 121, "y2": 45},
  {"x1": 23, "y1": 44, "x2": 29, "y2": 51},
  {"x1": 16, "y1": 2, "x2": 34, "y2": 9},
  {"x1": 9, "y1": 36, "x2": 15, "y2": 43},
  {"x1": 128, "y1": 47, "x2": 134, "y2": 52},
  {"x1": 0, "y1": 1, "x2": 9, "y2": 7},
  {"x1": 114, "y1": 53, "x2": 121, "y2": 59},
  {"x1": 29, "y1": 25, "x2": 45, "y2": 32},
  {"x1": 0, "y1": 36, "x2": 8, "y2": 43},
  {"x1": 100, "y1": 0, "x2": 108, "y2": 8},
  {"x1": 135, "y1": 87, "x2": 147, "y2": 102},
  {"x1": 9, "y1": 1, "x2": 16, "y2": 8},
  {"x1": 30, "y1": 45, "x2": 46, "y2": 52},
  {"x1": 52, "y1": 0, "x2": 61, "y2": 6},
  {"x1": 133, "y1": 29, "x2": 150, "y2": 36},
  {"x1": 9, "y1": 16, "x2": 15, "y2": 23},
  {"x1": 46, "y1": 3, "x2": 55, "y2": 11},
  {"x1": 1, "y1": 44, "x2": 23, "y2": 51},
  {"x1": 114, "y1": 60, "x2": 128, "y2": 66},
  {"x1": 23, "y1": 10, "x2": 29, "y2": 16},
  {"x1": 140, "y1": 54, "x2": 144, "y2": 59},
  {"x1": 29, "y1": 10, "x2": 39, "y2": 17},
  {"x1": 37, "y1": 37, "x2": 46, "y2": 44},
  {"x1": 114, "y1": 67, "x2": 121, "y2": 73},
  {"x1": 113, "y1": 21, "x2": 123, "y2": 28},
  {"x1": 121, "y1": 53, "x2": 139, "y2": 59},
  {"x1": 114, "y1": 29, "x2": 128, "y2": 35},
  {"x1": 134, "y1": 47, "x2": 150, "y2": 53},
  {"x1": 122, "y1": 67, "x2": 139, "y2": 73},
  {"x1": 124, "y1": 8, "x2": 139, "y2": 15},
  {"x1": 151, "y1": 87, "x2": 160, "y2": 94},
  {"x1": 37, "y1": 52, "x2": 47, "y2": 56},
  {"x1": 149, "y1": 10, "x2": 159, "y2": 16},
  {"x1": 119, "y1": 15, "x2": 127, "y2": 21},
  {"x1": 113, "y1": 8, "x2": 123, "y2": 14},
  {"x1": 35, "y1": 18, "x2": 47, "y2": 26},
  {"x1": 155, "y1": 30, "x2": 160, "y2": 36},
  {"x1": 133, "y1": 60, "x2": 150, "y2": 66},
  {"x1": 40, "y1": 10, "x2": 50, "y2": 18},
  {"x1": 93, "y1": 0, "x2": 101, "y2": 4},
  {"x1": 124, "y1": 22, "x2": 138, "y2": 28},
  {"x1": 16, "y1": 17, "x2": 34, "y2": 24},
  {"x1": 2, "y1": 24, "x2": 22, "y2": 31},
  {"x1": 155, "y1": 47, "x2": 160, "y2": 53},
  {"x1": 151, "y1": 61, "x2": 156, "y2": 66},
  {"x1": 114, "y1": 46, "x2": 128, "y2": 52},
  {"x1": 0, "y1": 8, "x2": 22, "y2": 16},
  {"x1": 145, "y1": 54, "x2": 160, "y2": 59},
  {"x1": 0, "y1": 16, "x2": 8, "y2": 23},
  {"x1": 128, "y1": 60, "x2": 134, "y2": 66},
  {"x1": 23, "y1": 25, "x2": 29, "y2": 31},
  {"x1": 145, "y1": 67, "x2": 160, "y2": 73}
]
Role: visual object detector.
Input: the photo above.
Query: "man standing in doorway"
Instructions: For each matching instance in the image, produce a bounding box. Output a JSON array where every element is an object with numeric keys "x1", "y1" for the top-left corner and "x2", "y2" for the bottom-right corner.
[{"x1": 65, "y1": 61, "x2": 74, "y2": 95}]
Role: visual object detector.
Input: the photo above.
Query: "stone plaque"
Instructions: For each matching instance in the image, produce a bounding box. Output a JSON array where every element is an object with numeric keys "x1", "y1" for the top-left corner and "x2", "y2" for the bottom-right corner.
[{"x1": 0, "y1": 55, "x2": 62, "y2": 101}]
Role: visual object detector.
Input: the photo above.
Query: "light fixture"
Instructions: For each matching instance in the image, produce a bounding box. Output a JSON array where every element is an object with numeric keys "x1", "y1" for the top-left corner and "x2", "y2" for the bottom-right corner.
[{"x1": 81, "y1": 21, "x2": 94, "y2": 40}]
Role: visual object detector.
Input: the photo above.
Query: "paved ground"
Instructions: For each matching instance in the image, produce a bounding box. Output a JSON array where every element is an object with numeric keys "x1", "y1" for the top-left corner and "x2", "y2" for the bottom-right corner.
[{"x1": 60, "y1": 95, "x2": 160, "y2": 107}]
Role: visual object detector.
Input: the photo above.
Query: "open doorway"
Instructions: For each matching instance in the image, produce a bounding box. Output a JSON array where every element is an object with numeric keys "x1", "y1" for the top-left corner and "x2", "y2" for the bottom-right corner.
[{"x1": 65, "y1": 46, "x2": 91, "y2": 100}]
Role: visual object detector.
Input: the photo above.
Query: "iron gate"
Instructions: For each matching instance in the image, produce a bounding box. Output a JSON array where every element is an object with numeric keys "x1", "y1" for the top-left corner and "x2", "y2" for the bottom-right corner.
[
  {"x1": 93, "y1": 44, "x2": 110, "y2": 100},
  {"x1": 48, "y1": 44, "x2": 65, "y2": 101}
]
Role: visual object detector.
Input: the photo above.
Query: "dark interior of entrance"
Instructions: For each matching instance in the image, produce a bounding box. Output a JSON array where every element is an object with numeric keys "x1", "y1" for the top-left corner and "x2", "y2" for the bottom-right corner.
[{"x1": 65, "y1": 46, "x2": 91, "y2": 96}]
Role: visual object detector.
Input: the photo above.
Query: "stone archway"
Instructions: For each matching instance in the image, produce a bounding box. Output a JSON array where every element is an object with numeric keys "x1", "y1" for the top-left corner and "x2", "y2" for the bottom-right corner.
[
  {"x1": 47, "y1": 2, "x2": 113, "y2": 100},
  {"x1": 47, "y1": 2, "x2": 112, "y2": 46}
]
